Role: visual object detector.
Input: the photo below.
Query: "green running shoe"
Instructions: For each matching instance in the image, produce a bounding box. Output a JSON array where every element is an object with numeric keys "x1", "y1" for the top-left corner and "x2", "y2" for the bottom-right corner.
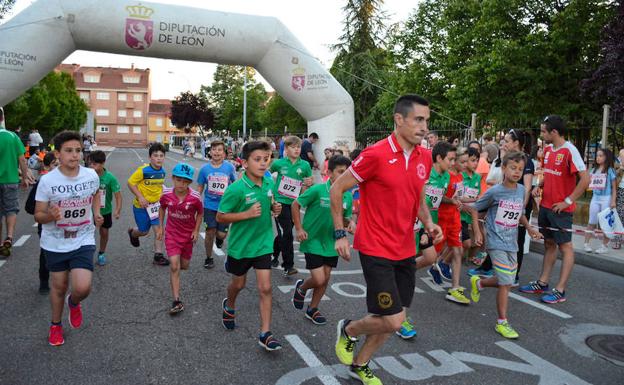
[
  {"x1": 495, "y1": 320, "x2": 519, "y2": 339},
  {"x1": 335, "y1": 319, "x2": 358, "y2": 365},
  {"x1": 446, "y1": 287, "x2": 470, "y2": 305},
  {"x1": 349, "y1": 362, "x2": 382, "y2": 385},
  {"x1": 470, "y1": 275, "x2": 481, "y2": 303}
]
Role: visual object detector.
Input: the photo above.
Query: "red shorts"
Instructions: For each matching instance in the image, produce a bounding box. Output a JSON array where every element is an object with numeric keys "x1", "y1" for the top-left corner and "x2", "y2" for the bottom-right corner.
[
  {"x1": 165, "y1": 236, "x2": 194, "y2": 260},
  {"x1": 435, "y1": 218, "x2": 462, "y2": 252}
]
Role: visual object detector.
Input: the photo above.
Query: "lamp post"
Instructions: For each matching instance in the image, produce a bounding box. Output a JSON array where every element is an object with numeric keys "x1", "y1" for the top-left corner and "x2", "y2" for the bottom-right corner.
[{"x1": 243, "y1": 66, "x2": 247, "y2": 140}]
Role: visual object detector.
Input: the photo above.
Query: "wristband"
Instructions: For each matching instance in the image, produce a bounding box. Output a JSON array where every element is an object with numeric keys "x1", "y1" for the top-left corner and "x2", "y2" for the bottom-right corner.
[
  {"x1": 564, "y1": 197, "x2": 573, "y2": 205},
  {"x1": 334, "y1": 229, "x2": 347, "y2": 240}
]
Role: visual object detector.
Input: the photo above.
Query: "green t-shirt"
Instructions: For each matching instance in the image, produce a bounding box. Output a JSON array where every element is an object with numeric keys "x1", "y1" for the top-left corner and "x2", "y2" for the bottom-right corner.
[
  {"x1": 424, "y1": 167, "x2": 450, "y2": 224},
  {"x1": 460, "y1": 171, "x2": 481, "y2": 224},
  {"x1": 218, "y1": 173, "x2": 275, "y2": 259},
  {"x1": 297, "y1": 180, "x2": 353, "y2": 257},
  {"x1": 0, "y1": 128, "x2": 26, "y2": 184},
  {"x1": 98, "y1": 169, "x2": 121, "y2": 215},
  {"x1": 270, "y1": 157, "x2": 312, "y2": 205}
]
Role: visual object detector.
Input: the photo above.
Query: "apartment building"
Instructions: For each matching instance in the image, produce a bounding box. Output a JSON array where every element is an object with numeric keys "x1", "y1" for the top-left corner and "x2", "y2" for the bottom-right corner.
[
  {"x1": 57, "y1": 64, "x2": 150, "y2": 147},
  {"x1": 148, "y1": 99, "x2": 180, "y2": 143}
]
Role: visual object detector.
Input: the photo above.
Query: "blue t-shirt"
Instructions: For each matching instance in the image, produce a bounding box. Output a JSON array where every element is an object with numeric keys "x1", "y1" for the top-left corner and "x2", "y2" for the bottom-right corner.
[
  {"x1": 590, "y1": 167, "x2": 616, "y2": 197},
  {"x1": 473, "y1": 183, "x2": 526, "y2": 253},
  {"x1": 197, "y1": 161, "x2": 237, "y2": 210}
]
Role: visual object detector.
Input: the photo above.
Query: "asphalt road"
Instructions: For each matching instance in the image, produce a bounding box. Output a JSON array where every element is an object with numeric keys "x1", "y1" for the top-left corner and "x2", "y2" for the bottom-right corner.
[{"x1": 0, "y1": 148, "x2": 622, "y2": 385}]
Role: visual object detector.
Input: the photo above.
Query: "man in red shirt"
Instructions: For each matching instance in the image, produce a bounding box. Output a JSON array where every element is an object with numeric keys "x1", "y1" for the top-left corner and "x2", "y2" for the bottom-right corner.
[
  {"x1": 329, "y1": 94, "x2": 443, "y2": 384},
  {"x1": 520, "y1": 115, "x2": 589, "y2": 304}
]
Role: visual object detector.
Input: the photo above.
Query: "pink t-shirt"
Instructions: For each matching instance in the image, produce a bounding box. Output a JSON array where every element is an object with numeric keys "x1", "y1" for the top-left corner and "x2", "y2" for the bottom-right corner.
[{"x1": 160, "y1": 187, "x2": 203, "y2": 242}]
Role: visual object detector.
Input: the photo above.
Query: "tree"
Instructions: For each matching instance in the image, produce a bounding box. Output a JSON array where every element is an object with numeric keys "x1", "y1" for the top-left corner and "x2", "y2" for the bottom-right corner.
[
  {"x1": 0, "y1": 0, "x2": 16, "y2": 20},
  {"x1": 4, "y1": 71, "x2": 88, "y2": 138},
  {"x1": 170, "y1": 91, "x2": 214, "y2": 135},
  {"x1": 261, "y1": 93, "x2": 306, "y2": 134}
]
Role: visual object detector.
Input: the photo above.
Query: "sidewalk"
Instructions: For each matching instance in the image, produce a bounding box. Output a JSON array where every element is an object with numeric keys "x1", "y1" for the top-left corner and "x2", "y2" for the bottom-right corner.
[
  {"x1": 168, "y1": 147, "x2": 210, "y2": 162},
  {"x1": 529, "y1": 220, "x2": 624, "y2": 277}
]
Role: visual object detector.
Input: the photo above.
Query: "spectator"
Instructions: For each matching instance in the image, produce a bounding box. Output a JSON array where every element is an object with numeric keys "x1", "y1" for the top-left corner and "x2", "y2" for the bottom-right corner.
[
  {"x1": 321, "y1": 148, "x2": 334, "y2": 182},
  {"x1": 300, "y1": 132, "x2": 319, "y2": 169},
  {"x1": 427, "y1": 131, "x2": 439, "y2": 149},
  {"x1": 278, "y1": 132, "x2": 288, "y2": 159},
  {"x1": 83, "y1": 135, "x2": 95, "y2": 165},
  {"x1": 584, "y1": 148, "x2": 617, "y2": 253},
  {"x1": 28, "y1": 128, "x2": 44, "y2": 156}
]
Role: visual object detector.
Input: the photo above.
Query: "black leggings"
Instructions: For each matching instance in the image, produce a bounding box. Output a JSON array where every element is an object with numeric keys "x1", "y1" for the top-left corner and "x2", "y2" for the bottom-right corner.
[
  {"x1": 37, "y1": 224, "x2": 49, "y2": 284},
  {"x1": 272, "y1": 204, "x2": 294, "y2": 269}
]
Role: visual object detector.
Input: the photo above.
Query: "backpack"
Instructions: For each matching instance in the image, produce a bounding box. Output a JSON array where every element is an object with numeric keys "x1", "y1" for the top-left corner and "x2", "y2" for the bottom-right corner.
[{"x1": 24, "y1": 181, "x2": 39, "y2": 215}]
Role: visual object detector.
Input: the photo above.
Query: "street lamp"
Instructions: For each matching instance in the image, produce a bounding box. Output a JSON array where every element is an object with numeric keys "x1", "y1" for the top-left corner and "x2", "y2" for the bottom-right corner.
[{"x1": 243, "y1": 66, "x2": 247, "y2": 140}]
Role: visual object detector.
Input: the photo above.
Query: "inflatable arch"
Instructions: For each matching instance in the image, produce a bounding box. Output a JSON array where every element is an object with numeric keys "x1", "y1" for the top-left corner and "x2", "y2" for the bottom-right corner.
[{"x1": 0, "y1": 0, "x2": 355, "y2": 157}]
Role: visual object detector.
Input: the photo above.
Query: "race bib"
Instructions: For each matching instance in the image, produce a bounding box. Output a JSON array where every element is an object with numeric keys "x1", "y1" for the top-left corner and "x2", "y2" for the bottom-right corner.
[
  {"x1": 56, "y1": 197, "x2": 92, "y2": 229},
  {"x1": 208, "y1": 175, "x2": 229, "y2": 196},
  {"x1": 147, "y1": 202, "x2": 160, "y2": 221},
  {"x1": 425, "y1": 185, "x2": 444, "y2": 209},
  {"x1": 589, "y1": 173, "x2": 607, "y2": 190},
  {"x1": 277, "y1": 176, "x2": 302, "y2": 199},
  {"x1": 453, "y1": 182, "x2": 464, "y2": 199},
  {"x1": 463, "y1": 187, "x2": 479, "y2": 199},
  {"x1": 495, "y1": 200, "x2": 523, "y2": 228},
  {"x1": 99, "y1": 188, "x2": 106, "y2": 208}
]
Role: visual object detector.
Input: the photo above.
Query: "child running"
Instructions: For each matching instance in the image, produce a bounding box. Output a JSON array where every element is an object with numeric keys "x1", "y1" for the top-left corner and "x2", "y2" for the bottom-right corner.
[
  {"x1": 34, "y1": 131, "x2": 103, "y2": 346},
  {"x1": 291, "y1": 155, "x2": 355, "y2": 325},
  {"x1": 470, "y1": 151, "x2": 542, "y2": 339},
  {"x1": 157, "y1": 163, "x2": 203, "y2": 314},
  {"x1": 217, "y1": 141, "x2": 284, "y2": 351},
  {"x1": 127, "y1": 143, "x2": 167, "y2": 265},
  {"x1": 88, "y1": 150, "x2": 122, "y2": 266},
  {"x1": 197, "y1": 140, "x2": 237, "y2": 269},
  {"x1": 583, "y1": 148, "x2": 617, "y2": 253},
  {"x1": 460, "y1": 147, "x2": 484, "y2": 267}
]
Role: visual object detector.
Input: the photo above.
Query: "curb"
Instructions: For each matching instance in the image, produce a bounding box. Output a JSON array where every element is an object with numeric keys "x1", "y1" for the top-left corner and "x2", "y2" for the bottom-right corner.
[{"x1": 530, "y1": 240, "x2": 624, "y2": 277}]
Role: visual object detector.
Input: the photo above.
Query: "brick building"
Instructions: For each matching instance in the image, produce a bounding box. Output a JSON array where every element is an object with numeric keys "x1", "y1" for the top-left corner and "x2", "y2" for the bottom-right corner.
[
  {"x1": 148, "y1": 99, "x2": 180, "y2": 144},
  {"x1": 57, "y1": 64, "x2": 150, "y2": 147}
]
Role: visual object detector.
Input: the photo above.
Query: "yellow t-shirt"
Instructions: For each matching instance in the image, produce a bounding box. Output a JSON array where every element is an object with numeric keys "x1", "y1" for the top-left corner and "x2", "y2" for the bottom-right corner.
[{"x1": 127, "y1": 164, "x2": 166, "y2": 208}]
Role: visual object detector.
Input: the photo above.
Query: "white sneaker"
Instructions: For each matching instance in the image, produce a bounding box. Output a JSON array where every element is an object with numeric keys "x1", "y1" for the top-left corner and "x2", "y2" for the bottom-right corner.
[
  {"x1": 595, "y1": 246, "x2": 609, "y2": 254},
  {"x1": 583, "y1": 243, "x2": 593, "y2": 253}
]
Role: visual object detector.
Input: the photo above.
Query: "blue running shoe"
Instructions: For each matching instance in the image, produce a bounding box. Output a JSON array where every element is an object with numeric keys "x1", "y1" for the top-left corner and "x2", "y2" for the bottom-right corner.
[
  {"x1": 396, "y1": 317, "x2": 417, "y2": 340},
  {"x1": 436, "y1": 261, "x2": 452, "y2": 281},
  {"x1": 427, "y1": 266, "x2": 442, "y2": 285},
  {"x1": 222, "y1": 298, "x2": 236, "y2": 330},
  {"x1": 97, "y1": 253, "x2": 107, "y2": 266},
  {"x1": 292, "y1": 279, "x2": 306, "y2": 310},
  {"x1": 519, "y1": 280, "x2": 549, "y2": 294},
  {"x1": 541, "y1": 288, "x2": 566, "y2": 304},
  {"x1": 259, "y1": 331, "x2": 282, "y2": 351},
  {"x1": 467, "y1": 268, "x2": 494, "y2": 277}
]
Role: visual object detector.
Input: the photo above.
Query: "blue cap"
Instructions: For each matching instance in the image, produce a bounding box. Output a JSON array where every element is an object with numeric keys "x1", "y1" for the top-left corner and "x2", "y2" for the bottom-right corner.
[{"x1": 172, "y1": 163, "x2": 194, "y2": 181}]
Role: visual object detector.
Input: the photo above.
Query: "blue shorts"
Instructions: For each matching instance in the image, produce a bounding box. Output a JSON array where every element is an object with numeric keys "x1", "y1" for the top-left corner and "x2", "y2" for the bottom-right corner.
[
  {"x1": 45, "y1": 245, "x2": 96, "y2": 272},
  {"x1": 204, "y1": 208, "x2": 228, "y2": 233},
  {"x1": 133, "y1": 206, "x2": 160, "y2": 233}
]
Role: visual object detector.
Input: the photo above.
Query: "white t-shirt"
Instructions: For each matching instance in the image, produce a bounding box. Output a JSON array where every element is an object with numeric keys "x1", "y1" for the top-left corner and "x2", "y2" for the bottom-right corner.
[
  {"x1": 35, "y1": 166, "x2": 100, "y2": 252},
  {"x1": 29, "y1": 132, "x2": 43, "y2": 147}
]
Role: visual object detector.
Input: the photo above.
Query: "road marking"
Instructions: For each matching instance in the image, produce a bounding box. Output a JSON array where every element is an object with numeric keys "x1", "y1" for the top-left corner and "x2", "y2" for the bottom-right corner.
[
  {"x1": 278, "y1": 285, "x2": 330, "y2": 301},
  {"x1": 420, "y1": 277, "x2": 451, "y2": 292},
  {"x1": 131, "y1": 149, "x2": 143, "y2": 162},
  {"x1": 212, "y1": 244, "x2": 225, "y2": 257},
  {"x1": 331, "y1": 282, "x2": 366, "y2": 298},
  {"x1": 0, "y1": 260, "x2": 5, "y2": 269},
  {"x1": 297, "y1": 268, "x2": 363, "y2": 275},
  {"x1": 32, "y1": 223, "x2": 38, "y2": 227},
  {"x1": 508, "y1": 293, "x2": 572, "y2": 319},
  {"x1": 12, "y1": 235, "x2": 30, "y2": 247},
  {"x1": 285, "y1": 335, "x2": 341, "y2": 385}
]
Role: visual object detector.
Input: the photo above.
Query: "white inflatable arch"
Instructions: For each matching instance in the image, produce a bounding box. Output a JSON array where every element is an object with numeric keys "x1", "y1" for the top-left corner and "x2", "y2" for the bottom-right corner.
[{"x1": 0, "y1": 0, "x2": 355, "y2": 155}]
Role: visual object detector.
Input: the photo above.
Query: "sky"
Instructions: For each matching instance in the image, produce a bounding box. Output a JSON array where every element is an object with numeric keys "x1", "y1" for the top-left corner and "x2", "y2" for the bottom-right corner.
[{"x1": 6, "y1": 0, "x2": 416, "y2": 100}]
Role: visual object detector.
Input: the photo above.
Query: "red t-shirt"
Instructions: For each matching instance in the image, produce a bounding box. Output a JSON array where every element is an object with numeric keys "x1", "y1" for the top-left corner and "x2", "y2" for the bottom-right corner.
[
  {"x1": 350, "y1": 134, "x2": 432, "y2": 260},
  {"x1": 160, "y1": 187, "x2": 203, "y2": 241},
  {"x1": 437, "y1": 171, "x2": 462, "y2": 225},
  {"x1": 541, "y1": 142, "x2": 586, "y2": 213}
]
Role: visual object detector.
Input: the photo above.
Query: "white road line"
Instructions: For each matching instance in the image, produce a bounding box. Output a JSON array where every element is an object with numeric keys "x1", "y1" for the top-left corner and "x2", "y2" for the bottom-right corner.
[
  {"x1": 285, "y1": 335, "x2": 341, "y2": 385},
  {"x1": 32, "y1": 223, "x2": 38, "y2": 227},
  {"x1": 12, "y1": 235, "x2": 31, "y2": 247},
  {"x1": 0, "y1": 260, "x2": 5, "y2": 269},
  {"x1": 297, "y1": 268, "x2": 363, "y2": 275},
  {"x1": 419, "y1": 276, "x2": 450, "y2": 292},
  {"x1": 131, "y1": 149, "x2": 143, "y2": 162},
  {"x1": 508, "y1": 293, "x2": 572, "y2": 319},
  {"x1": 212, "y1": 244, "x2": 225, "y2": 257}
]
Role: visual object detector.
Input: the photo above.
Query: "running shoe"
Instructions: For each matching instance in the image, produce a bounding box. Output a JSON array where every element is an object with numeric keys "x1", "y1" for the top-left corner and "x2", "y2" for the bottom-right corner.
[
  {"x1": 541, "y1": 288, "x2": 566, "y2": 304},
  {"x1": 427, "y1": 266, "x2": 443, "y2": 285},
  {"x1": 283, "y1": 267, "x2": 298, "y2": 276},
  {"x1": 97, "y1": 253, "x2": 107, "y2": 266},
  {"x1": 583, "y1": 243, "x2": 593, "y2": 253},
  {"x1": 595, "y1": 245, "x2": 608, "y2": 254},
  {"x1": 467, "y1": 267, "x2": 494, "y2": 277},
  {"x1": 395, "y1": 317, "x2": 417, "y2": 340},
  {"x1": 0, "y1": 237, "x2": 12, "y2": 257},
  {"x1": 518, "y1": 280, "x2": 549, "y2": 294},
  {"x1": 436, "y1": 261, "x2": 452, "y2": 281},
  {"x1": 128, "y1": 228, "x2": 140, "y2": 247},
  {"x1": 335, "y1": 319, "x2": 359, "y2": 365},
  {"x1": 471, "y1": 251, "x2": 487, "y2": 266},
  {"x1": 271, "y1": 258, "x2": 280, "y2": 268},
  {"x1": 495, "y1": 320, "x2": 519, "y2": 339},
  {"x1": 258, "y1": 331, "x2": 282, "y2": 351},
  {"x1": 204, "y1": 257, "x2": 215, "y2": 269},
  {"x1": 446, "y1": 287, "x2": 470, "y2": 305},
  {"x1": 470, "y1": 275, "x2": 481, "y2": 303},
  {"x1": 349, "y1": 362, "x2": 382, "y2": 385},
  {"x1": 169, "y1": 300, "x2": 184, "y2": 315},
  {"x1": 215, "y1": 238, "x2": 224, "y2": 248},
  {"x1": 305, "y1": 307, "x2": 327, "y2": 325},
  {"x1": 66, "y1": 295, "x2": 83, "y2": 329},
  {"x1": 222, "y1": 298, "x2": 235, "y2": 330},
  {"x1": 48, "y1": 325, "x2": 64, "y2": 346},
  {"x1": 153, "y1": 253, "x2": 170, "y2": 266},
  {"x1": 511, "y1": 277, "x2": 519, "y2": 288},
  {"x1": 292, "y1": 279, "x2": 306, "y2": 310},
  {"x1": 39, "y1": 281, "x2": 50, "y2": 295}
]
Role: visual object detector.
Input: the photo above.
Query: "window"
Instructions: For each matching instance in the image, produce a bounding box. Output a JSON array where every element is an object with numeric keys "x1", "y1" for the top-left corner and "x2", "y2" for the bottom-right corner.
[
  {"x1": 133, "y1": 126, "x2": 142, "y2": 134},
  {"x1": 96, "y1": 109, "x2": 109, "y2": 117},
  {"x1": 118, "y1": 93, "x2": 127, "y2": 101},
  {"x1": 84, "y1": 74, "x2": 100, "y2": 83},
  {"x1": 97, "y1": 126, "x2": 109, "y2": 133},
  {"x1": 79, "y1": 92, "x2": 90, "y2": 102},
  {"x1": 133, "y1": 110, "x2": 142, "y2": 118},
  {"x1": 156, "y1": 118, "x2": 163, "y2": 127},
  {"x1": 123, "y1": 75, "x2": 140, "y2": 84},
  {"x1": 96, "y1": 92, "x2": 109, "y2": 100},
  {"x1": 133, "y1": 94, "x2": 143, "y2": 102},
  {"x1": 117, "y1": 126, "x2": 129, "y2": 134},
  {"x1": 118, "y1": 110, "x2": 127, "y2": 118}
]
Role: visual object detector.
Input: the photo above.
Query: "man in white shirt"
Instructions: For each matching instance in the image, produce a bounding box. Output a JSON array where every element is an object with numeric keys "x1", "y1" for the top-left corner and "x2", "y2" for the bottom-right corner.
[{"x1": 29, "y1": 128, "x2": 44, "y2": 155}]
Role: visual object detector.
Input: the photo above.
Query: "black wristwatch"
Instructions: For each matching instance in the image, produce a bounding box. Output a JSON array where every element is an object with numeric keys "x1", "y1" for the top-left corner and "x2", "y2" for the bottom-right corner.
[{"x1": 334, "y1": 229, "x2": 348, "y2": 240}]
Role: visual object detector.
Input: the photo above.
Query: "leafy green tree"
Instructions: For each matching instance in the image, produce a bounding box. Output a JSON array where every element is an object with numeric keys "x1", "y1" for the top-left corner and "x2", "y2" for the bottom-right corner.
[
  {"x1": 261, "y1": 93, "x2": 306, "y2": 134},
  {"x1": 0, "y1": 0, "x2": 16, "y2": 20},
  {"x1": 4, "y1": 71, "x2": 88, "y2": 138}
]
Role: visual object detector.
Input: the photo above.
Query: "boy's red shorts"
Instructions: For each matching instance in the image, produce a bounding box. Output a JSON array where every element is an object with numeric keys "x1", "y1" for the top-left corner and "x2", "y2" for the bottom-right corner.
[{"x1": 435, "y1": 217, "x2": 462, "y2": 252}]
